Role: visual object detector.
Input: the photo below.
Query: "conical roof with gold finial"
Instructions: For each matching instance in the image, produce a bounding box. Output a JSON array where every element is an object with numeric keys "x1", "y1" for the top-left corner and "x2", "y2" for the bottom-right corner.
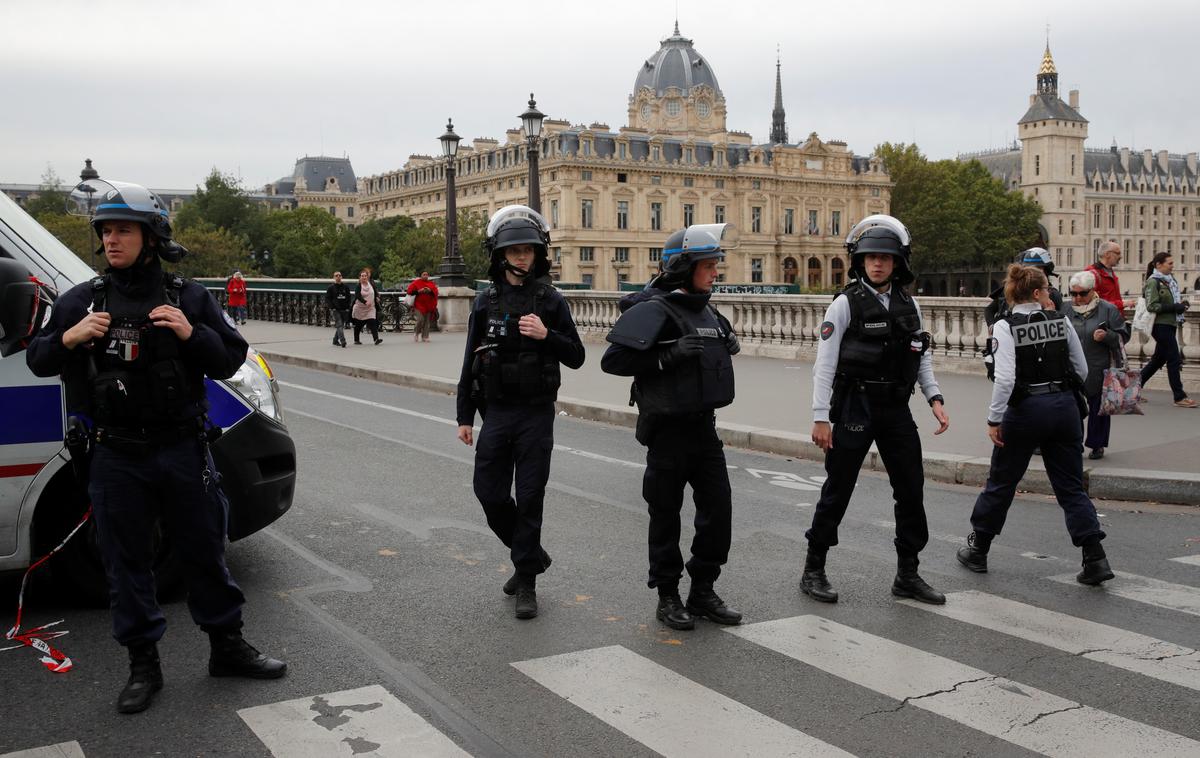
[{"x1": 1038, "y1": 44, "x2": 1057, "y2": 75}]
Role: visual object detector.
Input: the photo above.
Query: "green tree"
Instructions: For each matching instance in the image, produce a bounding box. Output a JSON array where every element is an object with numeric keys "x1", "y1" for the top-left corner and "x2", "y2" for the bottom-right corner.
[
  {"x1": 23, "y1": 165, "x2": 70, "y2": 218},
  {"x1": 262, "y1": 206, "x2": 341, "y2": 277},
  {"x1": 380, "y1": 219, "x2": 443, "y2": 286},
  {"x1": 172, "y1": 224, "x2": 254, "y2": 278},
  {"x1": 37, "y1": 212, "x2": 97, "y2": 271},
  {"x1": 174, "y1": 170, "x2": 267, "y2": 252}
]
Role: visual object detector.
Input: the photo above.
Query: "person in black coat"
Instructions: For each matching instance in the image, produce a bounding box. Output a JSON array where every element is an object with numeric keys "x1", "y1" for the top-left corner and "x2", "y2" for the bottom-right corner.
[{"x1": 325, "y1": 270, "x2": 352, "y2": 347}]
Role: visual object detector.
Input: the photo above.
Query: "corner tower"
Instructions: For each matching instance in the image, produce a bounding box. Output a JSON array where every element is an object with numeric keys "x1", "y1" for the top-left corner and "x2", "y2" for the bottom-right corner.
[{"x1": 1018, "y1": 40, "x2": 1088, "y2": 264}]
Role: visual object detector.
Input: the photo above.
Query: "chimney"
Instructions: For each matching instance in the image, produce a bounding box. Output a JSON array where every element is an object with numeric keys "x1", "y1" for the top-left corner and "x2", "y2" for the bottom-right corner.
[
  {"x1": 1157, "y1": 150, "x2": 1170, "y2": 173},
  {"x1": 1187, "y1": 152, "x2": 1198, "y2": 175},
  {"x1": 1143, "y1": 149, "x2": 1153, "y2": 173},
  {"x1": 1029, "y1": 94, "x2": 1036, "y2": 106},
  {"x1": 1120, "y1": 147, "x2": 1130, "y2": 173},
  {"x1": 1068, "y1": 89, "x2": 1079, "y2": 109}
]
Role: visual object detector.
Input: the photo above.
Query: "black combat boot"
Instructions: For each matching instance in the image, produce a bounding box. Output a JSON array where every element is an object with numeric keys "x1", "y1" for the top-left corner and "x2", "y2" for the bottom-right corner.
[
  {"x1": 1076, "y1": 540, "x2": 1115, "y2": 586},
  {"x1": 208, "y1": 629, "x2": 288, "y2": 679},
  {"x1": 504, "y1": 550, "x2": 552, "y2": 596},
  {"x1": 799, "y1": 549, "x2": 838, "y2": 603},
  {"x1": 956, "y1": 531, "x2": 991, "y2": 573},
  {"x1": 891, "y1": 553, "x2": 946, "y2": 604},
  {"x1": 116, "y1": 642, "x2": 163, "y2": 714},
  {"x1": 686, "y1": 583, "x2": 743, "y2": 625},
  {"x1": 655, "y1": 588, "x2": 694, "y2": 631},
  {"x1": 514, "y1": 575, "x2": 538, "y2": 619}
]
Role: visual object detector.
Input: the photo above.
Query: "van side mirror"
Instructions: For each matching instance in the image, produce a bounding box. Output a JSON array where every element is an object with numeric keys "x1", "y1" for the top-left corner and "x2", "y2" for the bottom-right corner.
[{"x1": 0, "y1": 258, "x2": 44, "y2": 357}]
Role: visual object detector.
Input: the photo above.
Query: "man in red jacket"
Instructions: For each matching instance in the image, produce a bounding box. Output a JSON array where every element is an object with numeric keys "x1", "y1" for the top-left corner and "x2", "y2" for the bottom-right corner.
[
  {"x1": 1086, "y1": 241, "x2": 1123, "y2": 312},
  {"x1": 406, "y1": 271, "x2": 439, "y2": 342},
  {"x1": 225, "y1": 270, "x2": 248, "y2": 325}
]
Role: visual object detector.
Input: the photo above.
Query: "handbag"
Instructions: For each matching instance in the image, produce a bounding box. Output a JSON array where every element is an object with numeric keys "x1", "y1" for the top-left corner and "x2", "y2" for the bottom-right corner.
[
  {"x1": 1098, "y1": 343, "x2": 1143, "y2": 416},
  {"x1": 1131, "y1": 296, "x2": 1153, "y2": 337},
  {"x1": 403, "y1": 293, "x2": 416, "y2": 307}
]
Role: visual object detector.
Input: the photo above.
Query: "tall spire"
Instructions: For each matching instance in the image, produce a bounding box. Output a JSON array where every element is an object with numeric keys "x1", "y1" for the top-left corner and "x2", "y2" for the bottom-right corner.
[
  {"x1": 770, "y1": 48, "x2": 788, "y2": 145},
  {"x1": 1037, "y1": 36, "x2": 1058, "y2": 97}
]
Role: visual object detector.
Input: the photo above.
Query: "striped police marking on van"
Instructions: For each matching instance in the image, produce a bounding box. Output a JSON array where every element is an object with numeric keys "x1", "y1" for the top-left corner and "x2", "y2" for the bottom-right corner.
[
  {"x1": 0, "y1": 385, "x2": 62, "y2": 445},
  {"x1": 203, "y1": 378, "x2": 253, "y2": 429}
]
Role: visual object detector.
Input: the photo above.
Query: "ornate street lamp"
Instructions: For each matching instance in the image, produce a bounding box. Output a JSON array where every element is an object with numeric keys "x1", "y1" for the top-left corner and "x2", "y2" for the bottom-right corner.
[
  {"x1": 436, "y1": 119, "x2": 467, "y2": 286},
  {"x1": 78, "y1": 159, "x2": 100, "y2": 255},
  {"x1": 519, "y1": 93, "x2": 545, "y2": 213}
]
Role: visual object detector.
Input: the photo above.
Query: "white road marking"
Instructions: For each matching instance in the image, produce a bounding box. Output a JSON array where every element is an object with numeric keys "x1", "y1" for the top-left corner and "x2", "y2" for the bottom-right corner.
[
  {"x1": 899, "y1": 590, "x2": 1200, "y2": 690},
  {"x1": 512, "y1": 645, "x2": 853, "y2": 758},
  {"x1": 1170, "y1": 555, "x2": 1200, "y2": 567},
  {"x1": 238, "y1": 685, "x2": 470, "y2": 758},
  {"x1": 727, "y1": 615, "x2": 1200, "y2": 757},
  {"x1": 280, "y1": 380, "x2": 456, "y2": 425},
  {"x1": 0, "y1": 743, "x2": 86, "y2": 758},
  {"x1": 1047, "y1": 571, "x2": 1200, "y2": 618}
]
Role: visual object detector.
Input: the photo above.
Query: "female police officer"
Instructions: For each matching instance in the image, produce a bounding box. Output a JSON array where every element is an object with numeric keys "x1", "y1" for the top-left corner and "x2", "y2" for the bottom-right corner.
[
  {"x1": 601, "y1": 224, "x2": 742, "y2": 631},
  {"x1": 26, "y1": 180, "x2": 285, "y2": 714},
  {"x1": 455, "y1": 205, "x2": 585, "y2": 620},
  {"x1": 956, "y1": 264, "x2": 1114, "y2": 585},
  {"x1": 802, "y1": 214, "x2": 950, "y2": 606}
]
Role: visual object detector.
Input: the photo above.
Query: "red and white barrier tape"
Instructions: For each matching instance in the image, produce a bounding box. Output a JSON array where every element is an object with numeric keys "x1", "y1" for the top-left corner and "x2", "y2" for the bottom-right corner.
[{"x1": 2, "y1": 508, "x2": 92, "y2": 673}]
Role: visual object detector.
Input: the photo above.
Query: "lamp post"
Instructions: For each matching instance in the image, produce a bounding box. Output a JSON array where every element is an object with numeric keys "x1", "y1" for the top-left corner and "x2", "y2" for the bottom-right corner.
[
  {"x1": 436, "y1": 119, "x2": 467, "y2": 286},
  {"x1": 519, "y1": 93, "x2": 545, "y2": 213},
  {"x1": 79, "y1": 159, "x2": 100, "y2": 256}
]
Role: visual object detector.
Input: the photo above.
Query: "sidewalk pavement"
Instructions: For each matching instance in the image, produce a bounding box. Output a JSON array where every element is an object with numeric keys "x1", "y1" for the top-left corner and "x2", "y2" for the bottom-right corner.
[{"x1": 241, "y1": 320, "x2": 1200, "y2": 506}]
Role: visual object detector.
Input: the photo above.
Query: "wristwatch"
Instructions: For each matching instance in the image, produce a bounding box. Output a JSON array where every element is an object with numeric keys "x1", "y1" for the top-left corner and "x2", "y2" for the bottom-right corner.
[{"x1": 927, "y1": 394, "x2": 944, "y2": 407}]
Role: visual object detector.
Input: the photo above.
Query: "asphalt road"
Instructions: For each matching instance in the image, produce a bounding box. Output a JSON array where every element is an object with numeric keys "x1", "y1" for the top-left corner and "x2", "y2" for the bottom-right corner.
[{"x1": 2, "y1": 365, "x2": 1198, "y2": 757}]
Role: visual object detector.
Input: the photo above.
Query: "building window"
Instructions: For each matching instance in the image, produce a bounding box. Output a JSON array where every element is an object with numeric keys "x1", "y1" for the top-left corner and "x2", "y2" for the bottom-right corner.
[
  {"x1": 1035, "y1": 155, "x2": 1040, "y2": 175},
  {"x1": 751, "y1": 258, "x2": 763, "y2": 283},
  {"x1": 831, "y1": 211, "x2": 841, "y2": 236},
  {"x1": 652, "y1": 146, "x2": 661, "y2": 161},
  {"x1": 553, "y1": 247, "x2": 562, "y2": 263},
  {"x1": 683, "y1": 177, "x2": 694, "y2": 187},
  {"x1": 650, "y1": 202, "x2": 663, "y2": 231},
  {"x1": 618, "y1": 143, "x2": 627, "y2": 159},
  {"x1": 1058, "y1": 220, "x2": 1063, "y2": 234},
  {"x1": 1071, "y1": 220, "x2": 1076, "y2": 234},
  {"x1": 615, "y1": 247, "x2": 630, "y2": 263},
  {"x1": 582, "y1": 273, "x2": 593, "y2": 288},
  {"x1": 684, "y1": 148, "x2": 693, "y2": 163},
  {"x1": 616, "y1": 201, "x2": 629, "y2": 230},
  {"x1": 329, "y1": 206, "x2": 336, "y2": 215},
  {"x1": 1071, "y1": 154, "x2": 1076, "y2": 175},
  {"x1": 579, "y1": 246, "x2": 594, "y2": 262},
  {"x1": 752, "y1": 180, "x2": 762, "y2": 190},
  {"x1": 649, "y1": 248, "x2": 662, "y2": 262},
  {"x1": 715, "y1": 179, "x2": 725, "y2": 189},
  {"x1": 581, "y1": 199, "x2": 594, "y2": 228},
  {"x1": 751, "y1": 206, "x2": 762, "y2": 233},
  {"x1": 683, "y1": 203, "x2": 695, "y2": 227},
  {"x1": 714, "y1": 205, "x2": 725, "y2": 223},
  {"x1": 784, "y1": 208, "x2": 795, "y2": 235},
  {"x1": 872, "y1": 187, "x2": 881, "y2": 197},
  {"x1": 618, "y1": 272, "x2": 629, "y2": 284},
  {"x1": 651, "y1": 175, "x2": 662, "y2": 185},
  {"x1": 666, "y1": 100, "x2": 681, "y2": 116},
  {"x1": 1094, "y1": 205, "x2": 1101, "y2": 228},
  {"x1": 550, "y1": 199, "x2": 559, "y2": 228},
  {"x1": 1093, "y1": 239, "x2": 1100, "y2": 255},
  {"x1": 581, "y1": 169, "x2": 592, "y2": 181},
  {"x1": 1138, "y1": 240, "x2": 1144, "y2": 263},
  {"x1": 1108, "y1": 204, "x2": 1116, "y2": 228},
  {"x1": 347, "y1": 206, "x2": 354, "y2": 218},
  {"x1": 1124, "y1": 205, "x2": 1131, "y2": 228},
  {"x1": 808, "y1": 210, "x2": 819, "y2": 234},
  {"x1": 617, "y1": 173, "x2": 627, "y2": 183}
]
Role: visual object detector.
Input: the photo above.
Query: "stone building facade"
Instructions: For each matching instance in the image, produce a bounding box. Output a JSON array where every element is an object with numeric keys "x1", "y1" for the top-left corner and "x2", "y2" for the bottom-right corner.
[
  {"x1": 357, "y1": 25, "x2": 890, "y2": 289},
  {"x1": 966, "y1": 44, "x2": 1200, "y2": 294},
  {"x1": 264, "y1": 156, "x2": 359, "y2": 226}
]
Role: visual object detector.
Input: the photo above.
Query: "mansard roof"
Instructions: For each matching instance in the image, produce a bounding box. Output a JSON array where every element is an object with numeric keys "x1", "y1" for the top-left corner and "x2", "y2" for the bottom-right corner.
[{"x1": 282, "y1": 156, "x2": 358, "y2": 193}]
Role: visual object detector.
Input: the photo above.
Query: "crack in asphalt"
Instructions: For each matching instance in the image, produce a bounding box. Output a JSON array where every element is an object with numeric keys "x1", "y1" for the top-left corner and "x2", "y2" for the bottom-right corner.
[
  {"x1": 1010, "y1": 703, "x2": 1086, "y2": 732},
  {"x1": 858, "y1": 675, "x2": 999, "y2": 719}
]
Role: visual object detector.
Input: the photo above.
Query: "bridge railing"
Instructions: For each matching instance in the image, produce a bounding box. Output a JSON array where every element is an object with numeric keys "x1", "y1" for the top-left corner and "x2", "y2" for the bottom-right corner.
[{"x1": 202, "y1": 286, "x2": 418, "y2": 332}]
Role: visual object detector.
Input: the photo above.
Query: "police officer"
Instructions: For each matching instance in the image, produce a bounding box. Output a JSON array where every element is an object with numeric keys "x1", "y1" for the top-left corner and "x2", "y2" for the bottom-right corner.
[
  {"x1": 956, "y1": 264, "x2": 1113, "y2": 584},
  {"x1": 982, "y1": 248, "x2": 1063, "y2": 380},
  {"x1": 26, "y1": 180, "x2": 285, "y2": 714},
  {"x1": 455, "y1": 205, "x2": 585, "y2": 620},
  {"x1": 802, "y1": 214, "x2": 950, "y2": 605},
  {"x1": 601, "y1": 224, "x2": 742, "y2": 631}
]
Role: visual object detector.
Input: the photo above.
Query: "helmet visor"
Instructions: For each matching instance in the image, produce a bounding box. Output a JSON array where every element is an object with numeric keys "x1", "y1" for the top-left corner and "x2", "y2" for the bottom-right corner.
[
  {"x1": 68, "y1": 179, "x2": 168, "y2": 222},
  {"x1": 682, "y1": 223, "x2": 739, "y2": 253},
  {"x1": 845, "y1": 214, "x2": 911, "y2": 248},
  {"x1": 486, "y1": 204, "x2": 550, "y2": 239}
]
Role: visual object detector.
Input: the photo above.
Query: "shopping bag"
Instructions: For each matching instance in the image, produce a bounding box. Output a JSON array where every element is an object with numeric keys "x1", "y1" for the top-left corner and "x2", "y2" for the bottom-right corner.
[
  {"x1": 403, "y1": 293, "x2": 416, "y2": 307},
  {"x1": 1098, "y1": 345, "x2": 1143, "y2": 416},
  {"x1": 1131, "y1": 296, "x2": 1153, "y2": 337}
]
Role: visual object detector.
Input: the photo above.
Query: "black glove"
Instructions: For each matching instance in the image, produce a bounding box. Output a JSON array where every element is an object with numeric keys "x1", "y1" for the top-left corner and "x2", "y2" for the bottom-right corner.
[
  {"x1": 659, "y1": 334, "x2": 705, "y2": 368},
  {"x1": 724, "y1": 329, "x2": 741, "y2": 356}
]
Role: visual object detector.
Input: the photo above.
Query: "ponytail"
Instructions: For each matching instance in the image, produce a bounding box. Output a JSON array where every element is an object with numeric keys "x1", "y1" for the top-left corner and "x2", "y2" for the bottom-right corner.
[
  {"x1": 1146, "y1": 252, "x2": 1170, "y2": 279},
  {"x1": 1004, "y1": 263, "x2": 1047, "y2": 306}
]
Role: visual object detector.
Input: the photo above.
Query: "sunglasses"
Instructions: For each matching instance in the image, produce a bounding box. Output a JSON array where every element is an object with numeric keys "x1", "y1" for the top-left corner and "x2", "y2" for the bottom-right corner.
[{"x1": 1070, "y1": 290, "x2": 1092, "y2": 298}]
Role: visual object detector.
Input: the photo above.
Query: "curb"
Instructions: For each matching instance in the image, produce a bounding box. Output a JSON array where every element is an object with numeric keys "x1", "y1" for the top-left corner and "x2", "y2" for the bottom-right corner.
[{"x1": 261, "y1": 351, "x2": 1200, "y2": 507}]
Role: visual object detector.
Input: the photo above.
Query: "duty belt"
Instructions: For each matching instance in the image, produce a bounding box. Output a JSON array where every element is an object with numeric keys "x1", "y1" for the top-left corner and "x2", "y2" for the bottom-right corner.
[
  {"x1": 843, "y1": 379, "x2": 911, "y2": 400},
  {"x1": 1023, "y1": 381, "x2": 1069, "y2": 396},
  {"x1": 94, "y1": 422, "x2": 202, "y2": 453}
]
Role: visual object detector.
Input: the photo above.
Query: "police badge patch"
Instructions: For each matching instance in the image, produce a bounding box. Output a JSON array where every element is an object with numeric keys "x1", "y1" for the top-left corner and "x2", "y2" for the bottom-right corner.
[
  {"x1": 223, "y1": 311, "x2": 238, "y2": 329},
  {"x1": 820, "y1": 321, "x2": 835, "y2": 340},
  {"x1": 105, "y1": 325, "x2": 141, "y2": 362}
]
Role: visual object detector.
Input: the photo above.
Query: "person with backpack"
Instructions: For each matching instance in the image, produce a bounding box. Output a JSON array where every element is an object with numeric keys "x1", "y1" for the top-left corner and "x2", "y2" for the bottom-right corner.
[
  {"x1": 601, "y1": 223, "x2": 743, "y2": 632},
  {"x1": 1139, "y1": 252, "x2": 1195, "y2": 408}
]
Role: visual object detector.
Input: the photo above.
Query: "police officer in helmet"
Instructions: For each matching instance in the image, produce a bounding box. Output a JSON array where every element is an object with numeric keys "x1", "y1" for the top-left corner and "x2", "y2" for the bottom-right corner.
[
  {"x1": 26, "y1": 179, "x2": 286, "y2": 715},
  {"x1": 602, "y1": 224, "x2": 743, "y2": 631},
  {"x1": 803, "y1": 214, "x2": 950, "y2": 605},
  {"x1": 984, "y1": 247, "x2": 1063, "y2": 326},
  {"x1": 455, "y1": 205, "x2": 585, "y2": 620},
  {"x1": 956, "y1": 264, "x2": 1113, "y2": 584}
]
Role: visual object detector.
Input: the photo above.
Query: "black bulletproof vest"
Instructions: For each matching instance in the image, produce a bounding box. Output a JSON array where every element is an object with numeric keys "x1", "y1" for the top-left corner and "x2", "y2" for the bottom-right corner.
[
  {"x1": 476, "y1": 281, "x2": 561, "y2": 404},
  {"x1": 634, "y1": 297, "x2": 735, "y2": 416},
  {"x1": 836, "y1": 283, "x2": 922, "y2": 388},
  {"x1": 1006, "y1": 310, "x2": 1071, "y2": 390},
  {"x1": 86, "y1": 273, "x2": 200, "y2": 427}
]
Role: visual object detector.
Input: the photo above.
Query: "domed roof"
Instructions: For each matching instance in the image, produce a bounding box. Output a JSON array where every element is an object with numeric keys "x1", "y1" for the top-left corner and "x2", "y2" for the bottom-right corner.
[{"x1": 633, "y1": 23, "x2": 722, "y2": 98}]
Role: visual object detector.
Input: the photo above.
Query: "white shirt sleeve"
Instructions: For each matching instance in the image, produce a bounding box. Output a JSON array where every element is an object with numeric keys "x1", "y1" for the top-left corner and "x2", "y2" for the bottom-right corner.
[
  {"x1": 913, "y1": 300, "x2": 941, "y2": 402},
  {"x1": 812, "y1": 296, "x2": 850, "y2": 423},
  {"x1": 988, "y1": 320, "x2": 1016, "y2": 424},
  {"x1": 1065, "y1": 323, "x2": 1088, "y2": 383}
]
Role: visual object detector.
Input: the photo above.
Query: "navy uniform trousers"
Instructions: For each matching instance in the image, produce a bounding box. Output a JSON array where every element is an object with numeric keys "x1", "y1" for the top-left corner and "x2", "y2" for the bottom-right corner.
[
  {"x1": 89, "y1": 437, "x2": 245, "y2": 647},
  {"x1": 807, "y1": 398, "x2": 930, "y2": 556},
  {"x1": 642, "y1": 413, "x2": 732, "y2": 590},
  {"x1": 970, "y1": 392, "x2": 1104, "y2": 545},
  {"x1": 473, "y1": 402, "x2": 555, "y2": 577}
]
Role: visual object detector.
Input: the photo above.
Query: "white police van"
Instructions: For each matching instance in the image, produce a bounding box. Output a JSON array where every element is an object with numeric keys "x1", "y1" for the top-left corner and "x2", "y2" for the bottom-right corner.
[{"x1": 0, "y1": 189, "x2": 295, "y2": 603}]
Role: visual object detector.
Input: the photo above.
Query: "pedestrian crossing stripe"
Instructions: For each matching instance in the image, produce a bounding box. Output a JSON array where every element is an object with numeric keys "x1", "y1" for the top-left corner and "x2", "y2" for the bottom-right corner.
[
  {"x1": 898, "y1": 590, "x2": 1200, "y2": 691},
  {"x1": 726, "y1": 615, "x2": 1200, "y2": 757},
  {"x1": 512, "y1": 644, "x2": 854, "y2": 757},
  {"x1": 0, "y1": 743, "x2": 85, "y2": 758},
  {"x1": 1047, "y1": 570, "x2": 1200, "y2": 618},
  {"x1": 237, "y1": 684, "x2": 469, "y2": 757},
  {"x1": 1169, "y1": 555, "x2": 1200, "y2": 567}
]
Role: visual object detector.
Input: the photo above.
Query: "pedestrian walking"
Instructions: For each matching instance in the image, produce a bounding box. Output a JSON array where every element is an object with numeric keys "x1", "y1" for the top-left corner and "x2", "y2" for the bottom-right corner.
[
  {"x1": 325, "y1": 270, "x2": 351, "y2": 348},
  {"x1": 351, "y1": 267, "x2": 382, "y2": 345},
  {"x1": 801, "y1": 214, "x2": 950, "y2": 606},
  {"x1": 225, "y1": 270, "x2": 247, "y2": 325},
  {"x1": 406, "y1": 271, "x2": 439, "y2": 343},
  {"x1": 455, "y1": 205, "x2": 585, "y2": 619},
  {"x1": 956, "y1": 264, "x2": 1114, "y2": 585},
  {"x1": 1065, "y1": 270, "x2": 1128, "y2": 459},
  {"x1": 1086, "y1": 241, "x2": 1125, "y2": 312},
  {"x1": 602, "y1": 224, "x2": 743, "y2": 631},
  {"x1": 1139, "y1": 253, "x2": 1195, "y2": 408},
  {"x1": 26, "y1": 179, "x2": 285, "y2": 715}
]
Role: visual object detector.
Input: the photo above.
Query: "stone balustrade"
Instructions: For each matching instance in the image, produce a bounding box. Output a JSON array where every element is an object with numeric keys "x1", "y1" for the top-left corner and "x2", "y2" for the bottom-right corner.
[{"x1": 203, "y1": 286, "x2": 417, "y2": 332}]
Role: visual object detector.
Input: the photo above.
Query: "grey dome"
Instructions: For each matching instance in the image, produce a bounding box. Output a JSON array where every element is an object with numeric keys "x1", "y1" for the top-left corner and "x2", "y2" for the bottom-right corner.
[{"x1": 633, "y1": 24, "x2": 722, "y2": 97}]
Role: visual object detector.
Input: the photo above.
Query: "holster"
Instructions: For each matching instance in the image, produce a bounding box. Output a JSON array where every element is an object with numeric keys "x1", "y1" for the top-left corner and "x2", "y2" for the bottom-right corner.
[{"x1": 64, "y1": 416, "x2": 92, "y2": 483}]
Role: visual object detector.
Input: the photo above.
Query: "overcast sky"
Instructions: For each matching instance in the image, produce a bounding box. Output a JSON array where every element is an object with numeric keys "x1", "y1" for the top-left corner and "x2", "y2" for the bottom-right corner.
[{"x1": 3, "y1": 0, "x2": 1196, "y2": 191}]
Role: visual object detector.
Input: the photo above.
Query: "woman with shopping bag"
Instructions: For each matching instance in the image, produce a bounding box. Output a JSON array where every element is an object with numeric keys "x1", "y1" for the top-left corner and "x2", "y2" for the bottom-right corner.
[
  {"x1": 1066, "y1": 271, "x2": 1130, "y2": 460},
  {"x1": 1139, "y1": 253, "x2": 1195, "y2": 408}
]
